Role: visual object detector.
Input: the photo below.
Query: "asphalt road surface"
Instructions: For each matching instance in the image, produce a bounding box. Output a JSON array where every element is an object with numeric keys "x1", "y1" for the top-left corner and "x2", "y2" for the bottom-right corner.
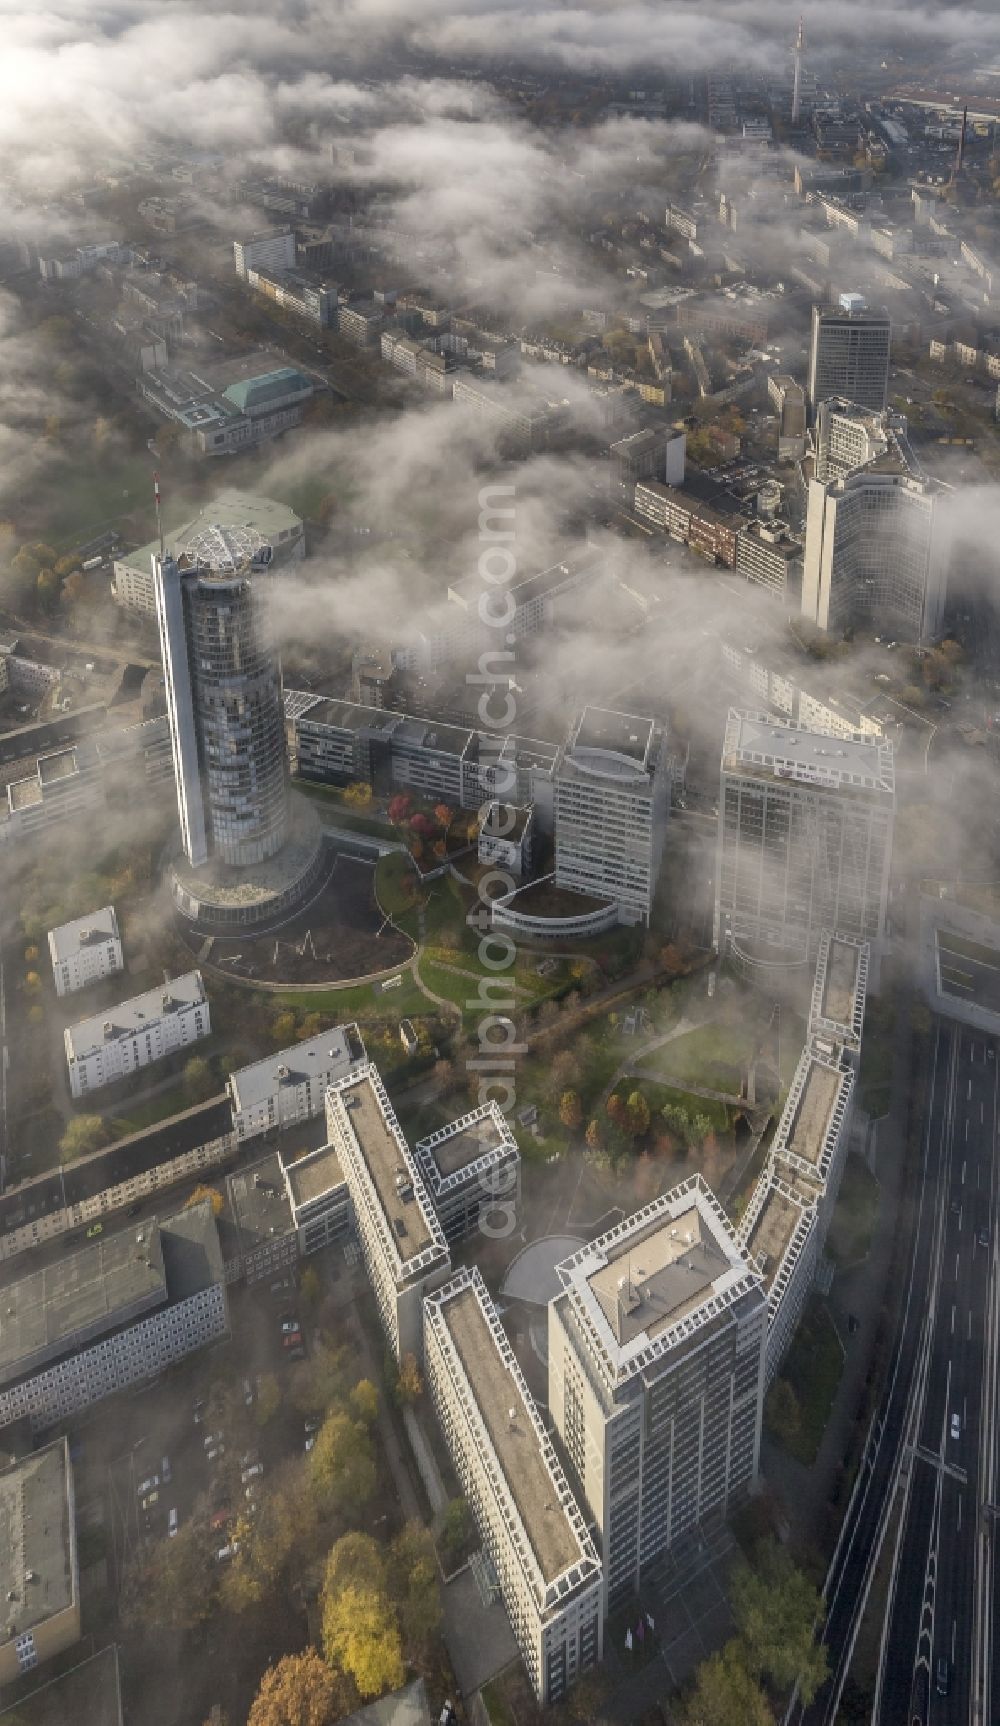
[
  {"x1": 794, "y1": 1019, "x2": 999, "y2": 1726},
  {"x1": 875, "y1": 1024, "x2": 1000, "y2": 1726}
]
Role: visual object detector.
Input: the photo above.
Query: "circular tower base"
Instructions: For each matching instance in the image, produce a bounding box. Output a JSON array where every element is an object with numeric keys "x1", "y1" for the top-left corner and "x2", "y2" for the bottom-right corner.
[{"x1": 170, "y1": 795, "x2": 326, "y2": 930}]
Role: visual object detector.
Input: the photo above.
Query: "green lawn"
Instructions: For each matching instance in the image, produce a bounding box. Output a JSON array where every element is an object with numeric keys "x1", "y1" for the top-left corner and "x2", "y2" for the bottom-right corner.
[
  {"x1": 648, "y1": 1020, "x2": 755, "y2": 1095},
  {"x1": 766, "y1": 1295, "x2": 845, "y2": 1465},
  {"x1": 296, "y1": 782, "x2": 400, "y2": 841},
  {"x1": 375, "y1": 851, "x2": 425, "y2": 935},
  {"x1": 107, "y1": 1085, "x2": 192, "y2": 1138},
  {"x1": 267, "y1": 971, "x2": 426, "y2": 1021},
  {"x1": 646, "y1": 1082, "x2": 734, "y2": 1136},
  {"x1": 827, "y1": 1157, "x2": 880, "y2": 1267}
]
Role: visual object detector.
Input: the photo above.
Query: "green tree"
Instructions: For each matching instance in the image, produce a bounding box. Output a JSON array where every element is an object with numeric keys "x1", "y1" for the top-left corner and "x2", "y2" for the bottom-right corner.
[
  {"x1": 321, "y1": 1534, "x2": 405, "y2": 1699},
  {"x1": 272, "y1": 1009, "x2": 298, "y2": 1046},
  {"x1": 122, "y1": 1522, "x2": 216, "y2": 1633},
  {"x1": 391, "y1": 1522, "x2": 441, "y2": 1658},
  {"x1": 731, "y1": 1542, "x2": 828, "y2": 1704},
  {"x1": 59, "y1": 1114, "x2": 108, "y2": 1162},
  {"x1": 679, "y1": 1641, "x2": 771, "y2": 1726},
  {"x1": 765, "y1": 1378, "x2": 802, "y2": 1450},
  {"x1": 182, "y1": 1055, "x2": 216, "y2": 1104},
  {"x1": 624, "y1": 1089, "x2": 651, "y2": 1137},
  {"x1": 246, "y1": 1648, "x2": 345, "y2": 1726},
  {"x1": 310, "y1": 1411, "x2": 376, "y2": 1517},
  {"x1": 255, "y1": 1372, "x2": 281, "y2": 1428},
  {"x1": 350, "y1": 1378, "x2": 379, "y2": 1426},
  {"x1": 395, "y1": 1352, "x2": 423, "y2": 1406},
  {"x1": 558, "y1": 1089, "x2": 583, "y2": 1131},
  {"x1": 439, "y1": 1497, "x2": 475, "y2": 1572},
  {"x1": 300, "y1": 1264, "x2": 321, "y2": 1314}
]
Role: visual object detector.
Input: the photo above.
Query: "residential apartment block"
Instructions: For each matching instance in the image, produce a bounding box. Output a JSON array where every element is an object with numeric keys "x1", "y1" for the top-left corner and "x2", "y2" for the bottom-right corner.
[
  {"x1": 227, "y1": 1024, "x2": 365, "y2": 1140},
  {"x1": 48, "y1": 905, "x2": 123, "y2": 998},
  {"x1": 554, "y1": 707, "x2": 669, "y2": 926},
  {"x1": 425, "y1": 1267, "x2": 603, "y2": 1703},
  {"x1": 802, "y1": 455, "x2": 947, "y2": 643},
  {"x1": 64, "y1": 971, "x2": 210, "y2": 1099},
  {"x1": 714, "y1": 710, "x2": 894, "y2": 964},
  {"x1": 549, "y1": 1180, "x2": 766, "y2": 1606},
  {"x1": 233, "y1": 229, "x2": 296, "y2": 281},
  {"x1": 324, "y1": 1065, "x2": 451, "y2": 1360}
]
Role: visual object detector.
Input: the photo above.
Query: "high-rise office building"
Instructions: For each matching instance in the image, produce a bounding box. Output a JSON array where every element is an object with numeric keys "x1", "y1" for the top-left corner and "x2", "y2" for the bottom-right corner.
[
  {"x1": 802, "y1": 409, "x2": 947, "y2": 640},
  {"x1": 714, "y1": 709, "x2": 895, "y2": 964},
  {"x1": 425, "y1": 1267, "x2": 603, "y2": 1704},
  {"x1": 553, "y1": 707, "x2": 669, "y2": 927},
  {"x1": 548, "y1": 1179, "x2": 766, "y2": 1607},
  {"x1": 808, "y1": 298, "x2": 890, "y2": 416},
  {"x1": 154, "y1": 549, "x2": 288, "y2": 869}
]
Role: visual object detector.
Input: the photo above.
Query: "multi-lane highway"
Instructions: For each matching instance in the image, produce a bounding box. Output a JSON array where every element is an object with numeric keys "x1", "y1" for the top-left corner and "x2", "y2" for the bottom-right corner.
[
  {"x1": 875, "y1": 1024, "x2": 1000, "y2": 1725},
  {"x1": 795, "y1": 1019, "x2": 1000, "y2": 1726}
]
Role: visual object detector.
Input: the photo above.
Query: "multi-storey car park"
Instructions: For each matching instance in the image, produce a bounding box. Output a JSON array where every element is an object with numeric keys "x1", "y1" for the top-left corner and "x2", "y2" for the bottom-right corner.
[
  {"x1": 548, "y1": 1179, "x2": 767, "y2": 1609},
  {"x1": 424, "y1": 1266, "x2": 603, "y2": 1705},
  {"x1": 324, "y1": 1065, "x2": 451, "y2": 1361},
  {"x1": 715, "y1": 710, "x2": 895, "y2": 968}
]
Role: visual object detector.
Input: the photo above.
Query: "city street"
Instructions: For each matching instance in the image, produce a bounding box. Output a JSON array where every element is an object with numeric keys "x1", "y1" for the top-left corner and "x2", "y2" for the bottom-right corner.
[{"x1": 876, "y1": 1025, "x2": 1000, "y2": 1725}]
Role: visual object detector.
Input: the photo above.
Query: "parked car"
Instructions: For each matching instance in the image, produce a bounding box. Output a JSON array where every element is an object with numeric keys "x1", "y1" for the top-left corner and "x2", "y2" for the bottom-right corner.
[
  {"x1": 168, "y1": 1508, "x2": 179, "y2": 1538},
  {"x1": 161, "y1": 1455, "x2": 172, "y2": 1484},
  {"x1": 304, "y1": 1435, "x2": 316, "y2": 1453},
  {"x1": 241, "y1": 1463, "x2": 263, "y2": 1483},
  {"x1": 210, "y1": 1509, "x2": 230, "y2": 1532},
  {"x1": 207, "y1": 1444, "x2": 226, "y2": 1464},
  {"x1": 282, "y1": 1331, "x2": 303, "y2": 1350},
  {"x1": 239, "y1": 1450, "x2": 259, "y2": 1469},
  {"x1": 242, "y1": 1377, "x2": 254, "y2": 1406},
  {"x1": 280, "y1": 1317, "x2": 300, "y2": 1335},
  {"x1": 950, "y1": 1412, "x2": 961, "y2": 1442},
  {"x1": 304, "y1": 1417, "x2": 321, "y2": 1435},
  {"x1": 203, "y1": 1432, "x2": 223, "y2": 1451},
  {"x1": 137, "y1": 1475, "x2": 159, "y2": 1497},
  {"x1": 140, "y1": 1490, "x2": 159, "y2": 1511},
  {"x1": 85, "y1": 1222, "x2": 103, "y2": 1239}
]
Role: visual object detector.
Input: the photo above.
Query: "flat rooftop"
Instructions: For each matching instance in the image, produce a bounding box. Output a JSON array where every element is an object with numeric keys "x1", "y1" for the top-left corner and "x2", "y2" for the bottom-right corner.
[
  {"x1": 283, "y1": 1141, "x2": 346, "y2": 1211},
  {"x1": 744, "y1": 1178, "x2": 814, "y2": 1291},
  {"x1": 779, "y1": 1056, "x2": 845, "y2": 1172},
  {"x1": 557, "y1": 1181, "x2": 754, "y2": 1377},
  {"x1": 334, "y1": 1072, "x2": 434, "y2": 1264},
  {"x1": 226, "y1": 1154, "x2": 292, "y2": 1254},
  {"x1": 229, "y1": 1023, "x2": 363, "y2": 1114},
  {"x1": 569, "y1": 706, "x2": 655, "y2": 768},
  {"x1": 48, "y1": 905, "x2": 119, "y2": 965},
  {"x1": 822, "y1": 937, "x2": 863, "y2": 1029},
  {"x1": 157, "y1": 1200, "x2": 224, "y2": 1301},
  {"x1": 65, "y1": 970, "x2": 205, "y2": 1060},
  {"x1": 0, "y1": 1644, "x2": 122, "y2": 1726},
  {"x1": 0, "y1": 1224, "x2": 166, "y2": 1387},
  {"x1": 588, "y1": 1202, "x2": 732, "y2": 1347},
  {"x1": 441, "y1": 1283, "x2": 584, "y2": 1587},
  {"x1": 0, "y1": 1440, "x2": 75, "y2": 1642},
  {"x1": 724, "y1": 710, "x2": 894, "y2": 793},
  {"x1": 417, "y1": 1107, "x2": 507, "y2": 1182}
]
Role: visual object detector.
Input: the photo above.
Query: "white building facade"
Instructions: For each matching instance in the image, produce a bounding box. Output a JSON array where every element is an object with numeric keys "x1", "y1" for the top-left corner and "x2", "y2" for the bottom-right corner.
[
  {"x1": 64, "y1": 971, "x2": 210, "y2": 1099},
  {"x1": 714, "y1": 710, "x2": 894, "y2": 964},
  {"x1": 48, "y1": 906, "x2": 123, "y2": 998},
  {"x1": 548, "y1": 1180, "x2": 766, "y2": 1608},
  {"x1": 554, "y1": 707, "x2": 669, "y2": 926},
  {"x1": 424, "y1": 1267, "x2": 603, "y2": 1704}
]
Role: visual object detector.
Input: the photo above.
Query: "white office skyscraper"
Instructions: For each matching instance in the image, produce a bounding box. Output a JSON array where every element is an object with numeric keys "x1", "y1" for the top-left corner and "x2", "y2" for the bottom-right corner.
[
  {"x1": 714, "y1": 710, "x2": 895, "y2": 965},
  {"x1": 154, "y1": 548, "x2": 288, "y2": 869},
  {"x1": 808, "y1": 299, "x2": 891, "y2": 417},
  {"x1": 803, "y1": 406, "x2": 947, "y2": 641},
  {"x1": 548, "y1": 1180, "x2": 766, "y2": 1607},
  {"x1": 553, "y1": 707, "x2": 669, "y2": 927}
]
